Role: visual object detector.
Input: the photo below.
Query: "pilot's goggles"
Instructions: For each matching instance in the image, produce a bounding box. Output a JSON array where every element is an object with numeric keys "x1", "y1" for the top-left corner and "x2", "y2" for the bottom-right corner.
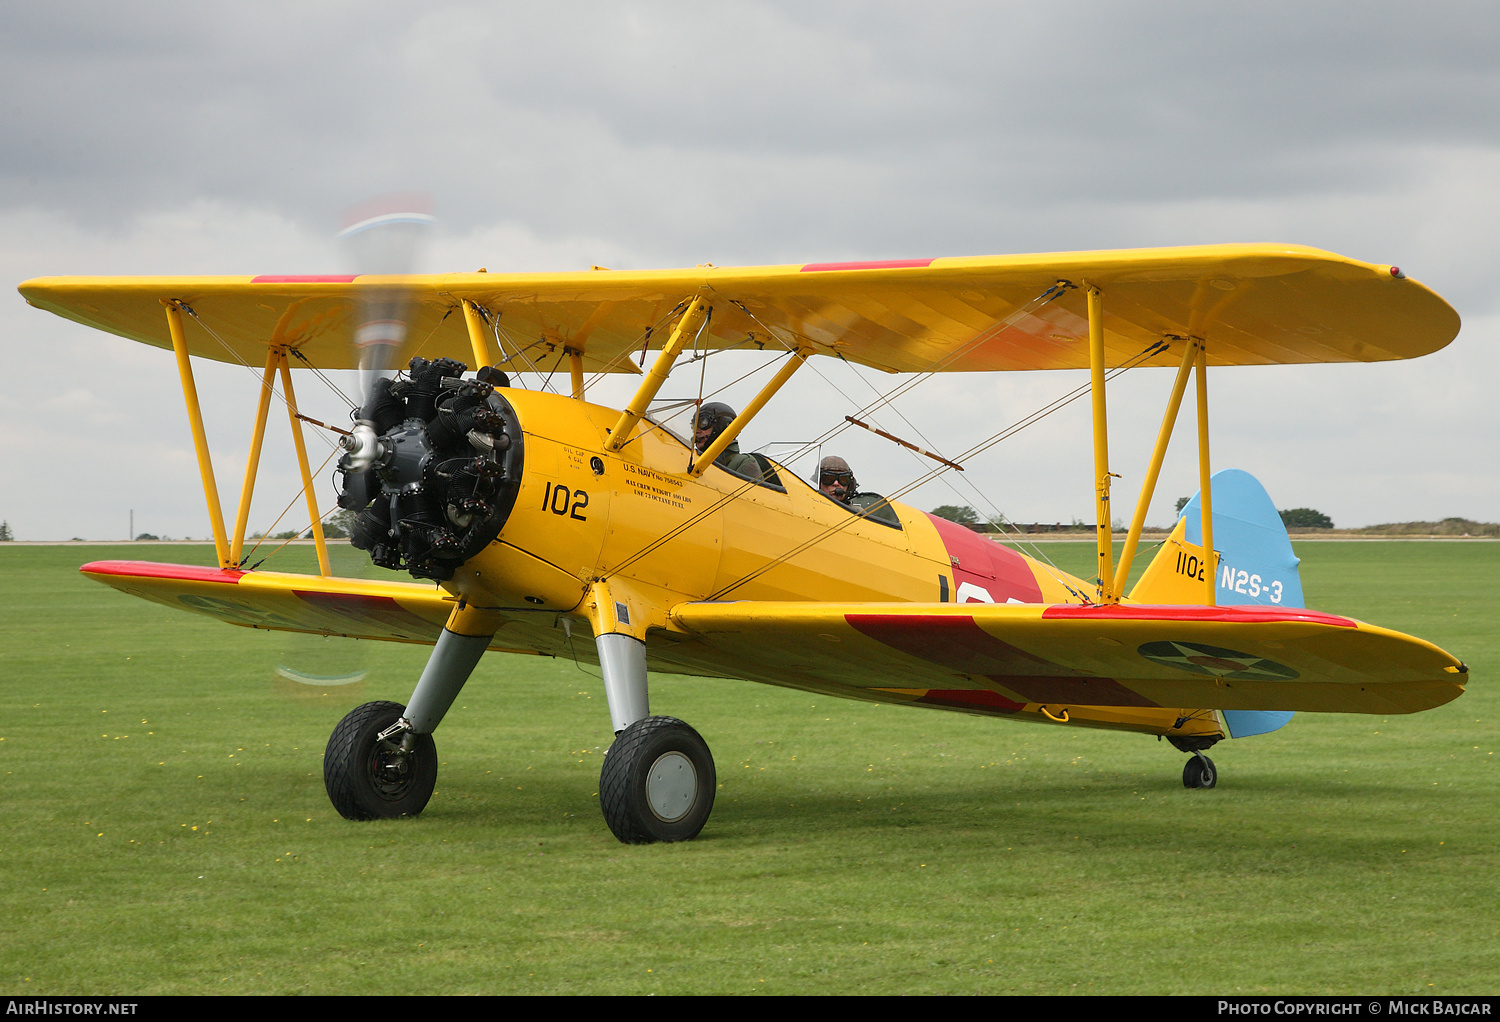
[{"x1": 820, "y1": 471, "x2": 854, "y2": 487}]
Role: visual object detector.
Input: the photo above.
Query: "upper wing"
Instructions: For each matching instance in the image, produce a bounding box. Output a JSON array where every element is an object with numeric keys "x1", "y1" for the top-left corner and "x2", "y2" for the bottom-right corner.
[
  {"x1": 20, "y1": 244, "x2": 1458, "y2": 375},
  {"x1": 666, "y1": 600, "x2": 1467, "y2": 715}
]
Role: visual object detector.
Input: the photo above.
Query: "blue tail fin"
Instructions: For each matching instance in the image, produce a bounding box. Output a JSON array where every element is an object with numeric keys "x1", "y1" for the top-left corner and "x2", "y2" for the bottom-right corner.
[
  {"x1": 1177, "y1": 469, "x2": 1304, "y2": 739},
  {"x1": 1179, "y1": 468, "x2": 1305, "y2": 612}
]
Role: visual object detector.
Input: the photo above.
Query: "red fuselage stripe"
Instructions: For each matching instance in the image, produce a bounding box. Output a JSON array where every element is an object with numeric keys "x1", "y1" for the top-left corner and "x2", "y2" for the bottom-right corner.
[{"x1": 921, "y1": 512, "x2": 1045, "y2": 605}]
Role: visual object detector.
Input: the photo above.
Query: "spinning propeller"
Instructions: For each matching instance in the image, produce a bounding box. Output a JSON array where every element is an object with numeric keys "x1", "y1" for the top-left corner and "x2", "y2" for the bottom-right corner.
[
  {"x1": 327, "y1": 196, "x2": 525, "y2": 583},
  {"x1": 337, "y1": 196, "x2": 435, "y2": 474}
]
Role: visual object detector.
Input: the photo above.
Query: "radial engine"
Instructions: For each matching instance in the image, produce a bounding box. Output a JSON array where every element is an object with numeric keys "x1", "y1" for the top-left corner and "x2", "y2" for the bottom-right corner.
[{"x1": 335, "y1": 356, "x2": 524, "y2": 582}]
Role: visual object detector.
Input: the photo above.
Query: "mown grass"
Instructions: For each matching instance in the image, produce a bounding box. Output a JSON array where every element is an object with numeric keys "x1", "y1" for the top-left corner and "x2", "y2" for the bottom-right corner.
[{"x1": 0, "y1": 541, "x2": 1495, "y2": 995}]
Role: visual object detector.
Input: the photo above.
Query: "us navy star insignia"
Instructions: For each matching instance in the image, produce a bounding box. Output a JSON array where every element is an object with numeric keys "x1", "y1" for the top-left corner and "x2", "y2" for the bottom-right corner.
[{"x1": 1136, "y1": 640, "x2": 1300, "y2": 681}]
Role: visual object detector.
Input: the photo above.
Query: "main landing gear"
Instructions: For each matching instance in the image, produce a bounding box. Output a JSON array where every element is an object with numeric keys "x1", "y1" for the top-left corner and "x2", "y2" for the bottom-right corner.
[
  {"x1": 320, "y1": 619, "x2": 717, "y2": 844},
  {"x1": 593, "y1": 633, "x2": 717, "y2": 844},
  {"x1": 1182, "y1": 751, "x2": 1218, "y2": 789},
  {"x1": 324, "y1": 700, "x2": 438, "y2": 819},
  {"x1": 324, "y1": 624, "x2": 490, "y2": 822},
  {"x1": 600, "y1": 716, "x2": 716, "y2": 843}
]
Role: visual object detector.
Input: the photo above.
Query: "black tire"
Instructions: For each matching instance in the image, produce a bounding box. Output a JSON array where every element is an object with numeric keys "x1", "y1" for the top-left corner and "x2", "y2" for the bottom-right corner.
[
  {"x1": 324, "y1": 700, "x2": 438, "y2": 820},
  {"x1": 599, "y1": 716, "x2": 716, "y2": 844},
  {"x1": 1182, "y1": 754, "x2": 1218, "y2": 790}
]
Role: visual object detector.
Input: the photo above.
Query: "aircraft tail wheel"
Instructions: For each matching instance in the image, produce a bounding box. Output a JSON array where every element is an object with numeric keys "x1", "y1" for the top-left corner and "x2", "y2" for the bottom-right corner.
[
  {"x1": 599, "y1": 716, "x2": 716, "y2": 844},
  {"x1": 1182, "y1": 753, "x2": 1218, "y2": 790},
  {"x1": 324, "y1": 700, "x2": 438, "y2": 820}
]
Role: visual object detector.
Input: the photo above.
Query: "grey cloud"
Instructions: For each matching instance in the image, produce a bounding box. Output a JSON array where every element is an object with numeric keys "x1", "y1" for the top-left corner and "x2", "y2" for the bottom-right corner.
[
  {"x1": 6, "y1": 1, "x2": 1498, "y2": 237},
  {"x1": 2, "y1": 1, "x2": 1497, "y2": 540}
]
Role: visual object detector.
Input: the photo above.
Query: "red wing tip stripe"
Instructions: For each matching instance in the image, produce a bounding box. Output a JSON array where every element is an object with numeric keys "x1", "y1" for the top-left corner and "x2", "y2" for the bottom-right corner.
[
  {"x1": 80, "y1": 560, "x2": 245, "y2": 584},
  {"x1": 250, "y1": 274, "x2": 359, "y2": 283},
  {"x1": 1041, "y1": 604, "x2": 1356, "y2": 628},
  {"x1": 800, "y1": 259, "x2": 934, "y2": 273}
]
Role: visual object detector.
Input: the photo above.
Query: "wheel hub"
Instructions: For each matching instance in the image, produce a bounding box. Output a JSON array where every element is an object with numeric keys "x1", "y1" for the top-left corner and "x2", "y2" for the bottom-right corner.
[
  {"x1": 371, "y1": 743, "x2": 417, "y2": 799},
  {"x1": 645, "y1": 751, "x2": 698, "y2": 822}
]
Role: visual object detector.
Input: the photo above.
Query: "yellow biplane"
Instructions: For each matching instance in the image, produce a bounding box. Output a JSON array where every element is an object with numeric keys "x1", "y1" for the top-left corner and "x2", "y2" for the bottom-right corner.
[{"x1": 19, "y1": 242, "x2": 1468, "y2": 843}]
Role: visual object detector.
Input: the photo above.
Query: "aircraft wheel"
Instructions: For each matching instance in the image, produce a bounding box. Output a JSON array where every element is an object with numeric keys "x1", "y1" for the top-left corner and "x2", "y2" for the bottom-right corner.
[
  {"x1": 599, "y1": 716, "x2": 716, "y2": 844},
  {"x1": 324, "y1": 700, "x2": 438, "y2": 820},
  {"x1": 1182, "y1": 754, "x2": 1218, "y2": 790}
]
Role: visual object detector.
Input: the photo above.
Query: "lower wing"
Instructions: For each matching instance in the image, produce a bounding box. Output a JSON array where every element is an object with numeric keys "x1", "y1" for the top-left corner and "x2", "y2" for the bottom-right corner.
[
  {"x1": 667, "y1": 601, "x2": 1467, "y2": 716},
  {"x1": 82, "y1": 562, "x2": 1467, "y2": 718},
  {"x1": 81, "y1": 560, "x2": 454, "y2": 642}
]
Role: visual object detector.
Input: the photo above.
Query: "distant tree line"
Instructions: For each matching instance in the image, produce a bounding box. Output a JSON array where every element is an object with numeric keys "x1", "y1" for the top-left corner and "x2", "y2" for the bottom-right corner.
[
  {"x1": 1175, "y1": 499, "x2": 1337, "y2": 531},
  {"x1": 928, "y1": 506, "x2": 1015, "y2": 532},
  {"x1": 1175, "y1": 500, "x2": 1338, "y2": 529},
  {"x1": 1354, "y1": 517, "x2": 1500, "y2": 537},
  {"x1": 930, "y1": 505, "x2": 980, "y2": 525},
  {"x1": 1279, "y1": 508, "x2": 1334, "y2": 529}
]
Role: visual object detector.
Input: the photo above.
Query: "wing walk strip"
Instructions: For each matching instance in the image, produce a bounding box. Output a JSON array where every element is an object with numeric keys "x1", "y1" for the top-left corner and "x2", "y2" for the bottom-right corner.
[{"x1": 846, "y1": 613, "x2": 1157, "y2": 708}]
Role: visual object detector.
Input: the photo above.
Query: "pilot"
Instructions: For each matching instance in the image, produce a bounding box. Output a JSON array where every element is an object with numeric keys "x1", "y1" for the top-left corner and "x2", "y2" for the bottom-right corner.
[
  {"x1": 817, "y1": 455, "x2": 899, "y2": 525},
  {"x1": 817, "y1": 456, "x2": 857, "y2": 503},
  {"x1": 694, "y1": 402, "x2": 761, "y2": 478}
]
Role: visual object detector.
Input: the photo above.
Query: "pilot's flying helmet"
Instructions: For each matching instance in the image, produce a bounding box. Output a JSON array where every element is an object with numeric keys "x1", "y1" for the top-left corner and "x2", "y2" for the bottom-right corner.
[
  {"x1": 694, "y1": 401, "x2": 737, "y2": 449},
  {"x1": 817, "y1": 455, "x2": 857, "y2": 494}
]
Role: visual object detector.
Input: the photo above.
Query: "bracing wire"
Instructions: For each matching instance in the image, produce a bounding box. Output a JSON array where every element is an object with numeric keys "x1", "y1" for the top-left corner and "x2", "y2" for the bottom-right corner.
[
  {"x1": 481, "y1": 307, "x2": 560, "y2": 393},
  {"x1": 580, "y1": 300, "x2": 692, "y2": 394},
  {"x1": 835, "y1": 356, "x2": 1062, "y2": 571},
  {"x1": 600, "y1": 282, "x2": 1073, "y2": 578},
  {"x1": 176, "y1": 303, "x2": 347, "y2": 451},
  {"x1": 723, "y1": 280, "x2": 1075, "y2": 466},
  {"x1": 703, "y1": 339, "x2": 1168, "y2": 601},
  {"x1": 287, "y1": 348, "x2": 358, "y2": 412},
  {"x1": 650, "y1": 352, "x2": 796, "y2": 430},
  {"x1": 238, "y1": 442, "x2": 344, "y2": 567}
]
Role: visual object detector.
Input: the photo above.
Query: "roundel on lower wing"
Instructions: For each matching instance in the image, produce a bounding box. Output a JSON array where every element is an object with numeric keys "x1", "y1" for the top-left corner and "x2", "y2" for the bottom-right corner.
[{"x1": 1137, "y1": 640, "x2": 1300, "y2": 681}]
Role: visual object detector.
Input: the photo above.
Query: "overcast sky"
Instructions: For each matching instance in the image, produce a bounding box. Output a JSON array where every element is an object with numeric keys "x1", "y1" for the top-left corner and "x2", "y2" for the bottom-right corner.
[{"x1": 3, "y1": 0, "x2": 1497, "y2": 545}]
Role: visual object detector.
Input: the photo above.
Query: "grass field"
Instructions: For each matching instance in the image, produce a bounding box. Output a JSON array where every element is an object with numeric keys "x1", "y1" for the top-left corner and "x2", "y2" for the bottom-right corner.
[{"x1": 1, "y1": 540, "x2": 1495, "y2": 995}]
